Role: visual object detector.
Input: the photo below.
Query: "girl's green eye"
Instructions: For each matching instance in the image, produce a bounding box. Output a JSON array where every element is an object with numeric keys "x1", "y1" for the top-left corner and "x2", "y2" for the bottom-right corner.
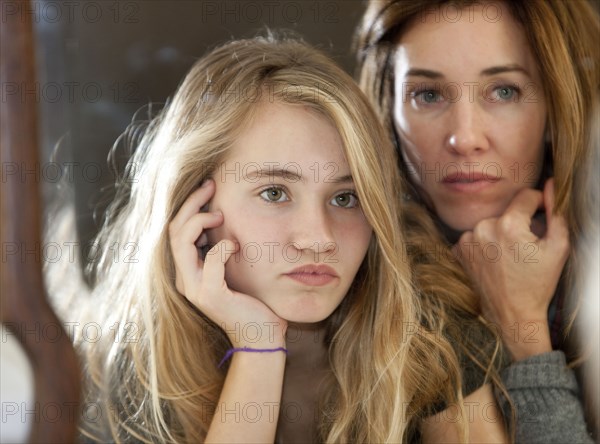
[
  {"x1": 332, "y1": 192, "x2": 358, "y2": 208},
  {"x1": 260, "y1": 187, "x2": 288, "y2": 202}
]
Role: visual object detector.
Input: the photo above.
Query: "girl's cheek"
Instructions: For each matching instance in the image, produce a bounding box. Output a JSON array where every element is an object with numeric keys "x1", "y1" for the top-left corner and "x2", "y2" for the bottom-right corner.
[{"x1": 205, "y1": 216, "x2": 237, "y2": 248}]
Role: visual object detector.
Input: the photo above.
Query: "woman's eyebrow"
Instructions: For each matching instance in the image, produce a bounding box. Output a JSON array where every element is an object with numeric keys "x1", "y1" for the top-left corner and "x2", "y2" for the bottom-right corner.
[
  {"x1": 405, "y1": 68, "x2": 444, "y2": 79},
  {"x1": 405, "y1": 64, "x2": 531, "y2": 79}
]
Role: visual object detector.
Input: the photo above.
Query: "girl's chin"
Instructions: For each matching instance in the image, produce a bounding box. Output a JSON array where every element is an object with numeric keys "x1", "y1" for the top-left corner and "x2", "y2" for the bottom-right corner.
[
  {"x1": 270, "y1": 303, "x2": 333, "y2": 325},
  {"x1": 275, "y1": 310, "x2": 330, "y2": 325}
]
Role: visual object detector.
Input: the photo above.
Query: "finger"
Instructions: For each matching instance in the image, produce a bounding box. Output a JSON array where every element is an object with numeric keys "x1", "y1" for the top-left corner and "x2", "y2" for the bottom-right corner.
[
  {"x1": 500, "y1": 188, "x2": 544, "y2": 240},
  {"x1": 203, "y1": 239, "x2": 238, "y2": 292},
  {"x1": 169, "y1": 180, "x2": 215, "y2": 235},
  {"x1": 542, "y1": 178, "x2": 570, "y2": 247},
  {"x1": 504, "y1": 187, "x2": 544, "y2": 221},
  {"x1": 170, "y1": 234, "x2": 200, "y2": 291},
  {"x1": 174, "y1": 212, "x2": 223, "y2": 249},
  {"x1": 472, "y1": 217, "x2": 498, "y2": 244},
  {"x1": 170, "y1": 212, "x2": 223, "y2": 288}
]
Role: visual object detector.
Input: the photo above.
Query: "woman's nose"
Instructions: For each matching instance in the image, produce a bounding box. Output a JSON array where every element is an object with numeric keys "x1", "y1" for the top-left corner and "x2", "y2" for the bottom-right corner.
[{"x1": 445, "y1": 100, "x2": 490, "y2": 156}]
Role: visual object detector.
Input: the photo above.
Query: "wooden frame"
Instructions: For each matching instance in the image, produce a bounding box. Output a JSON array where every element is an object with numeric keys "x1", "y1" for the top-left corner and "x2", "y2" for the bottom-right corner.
[{"x1": 1, "y1": 0, "x2": 81, "y2": 441}]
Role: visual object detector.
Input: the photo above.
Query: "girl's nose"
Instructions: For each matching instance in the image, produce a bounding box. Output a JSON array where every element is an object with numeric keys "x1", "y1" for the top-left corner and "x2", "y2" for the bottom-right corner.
[{"x1": 289, "y1": 205, "x2": 336, "y2": 258}]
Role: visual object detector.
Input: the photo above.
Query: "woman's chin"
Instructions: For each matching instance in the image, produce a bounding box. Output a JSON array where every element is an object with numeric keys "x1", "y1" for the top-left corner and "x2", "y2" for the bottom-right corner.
[{"x1": 436, "y1": 204, "x2": 506, "y2": 233}]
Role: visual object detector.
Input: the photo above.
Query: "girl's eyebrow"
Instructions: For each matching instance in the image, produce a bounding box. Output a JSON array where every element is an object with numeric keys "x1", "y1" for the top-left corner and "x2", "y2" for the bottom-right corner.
[
  {"x1": 243, "y1": 167, "x2": 303, "y2": 182},
  {"x1": 243, "y1": 168, "x2": 353, "y2": 184},
  {"x1": 329, "y1": 174, "x2": 353, "y2": 184}
]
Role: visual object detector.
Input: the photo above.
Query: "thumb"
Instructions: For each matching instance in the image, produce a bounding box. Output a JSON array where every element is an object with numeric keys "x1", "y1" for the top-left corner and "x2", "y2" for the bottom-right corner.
[{"x1": 542, "y1": 178, "x2": 569, "y2": 244}]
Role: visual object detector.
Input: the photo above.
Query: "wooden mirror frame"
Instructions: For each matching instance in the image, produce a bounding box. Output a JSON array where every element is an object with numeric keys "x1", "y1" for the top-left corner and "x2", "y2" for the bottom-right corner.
[{"x1": 1, "y1": 0, "x2": 81, "y2": 441}]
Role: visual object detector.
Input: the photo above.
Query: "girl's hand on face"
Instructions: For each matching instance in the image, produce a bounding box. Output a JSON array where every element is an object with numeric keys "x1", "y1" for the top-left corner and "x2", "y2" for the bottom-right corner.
[
  {"x1": 169, "y1": 180, "x2": 287, "y2": 348},
  {"x1": 453, "y1": 179, "x2": 570, "y2": 361}
]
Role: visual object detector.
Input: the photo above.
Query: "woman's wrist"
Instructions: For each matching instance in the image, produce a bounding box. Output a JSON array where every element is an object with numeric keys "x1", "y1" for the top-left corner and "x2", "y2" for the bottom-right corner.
[{"x1": 499, "y1": 319, "x2": 553, "y2": 361}]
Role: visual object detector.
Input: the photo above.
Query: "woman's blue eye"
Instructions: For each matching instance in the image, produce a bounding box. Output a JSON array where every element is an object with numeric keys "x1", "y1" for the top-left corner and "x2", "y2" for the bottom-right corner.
[
  {"x1": 331, "y1": 192, "x2": 359, "y2": 208},
  {"x1": 260, "y1": 187, "x2": 289, "y2": 203},
  {"x1": 493, "y1": 85, "x2": 519, "y2": 101},
  {"x1": 412, "y1": 89, "x2": 443, "y2": 106}
]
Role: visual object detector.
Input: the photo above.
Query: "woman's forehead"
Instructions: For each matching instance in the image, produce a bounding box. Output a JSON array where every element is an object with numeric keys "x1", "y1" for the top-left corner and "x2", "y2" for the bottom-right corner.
[{"x1": 394, "y1": 2, "x2": 539, "y2": 81}]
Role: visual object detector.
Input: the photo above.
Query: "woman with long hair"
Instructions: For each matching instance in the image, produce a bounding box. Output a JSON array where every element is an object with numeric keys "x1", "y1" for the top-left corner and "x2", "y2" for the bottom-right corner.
[{"x1": 356, "y1": 0, "x2": 599, "y2": 441}]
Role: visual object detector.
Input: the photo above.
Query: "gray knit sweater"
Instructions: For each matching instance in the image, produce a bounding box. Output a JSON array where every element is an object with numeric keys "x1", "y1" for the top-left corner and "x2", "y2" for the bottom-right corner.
[{"x1": 497, "y1": 351, "x2": 594, "y2": 443}]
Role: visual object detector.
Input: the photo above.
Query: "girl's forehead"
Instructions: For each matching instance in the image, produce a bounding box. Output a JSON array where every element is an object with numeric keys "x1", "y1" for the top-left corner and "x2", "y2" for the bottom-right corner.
[{"x1": 223, "y1": 101, "x2": 350, "y2": 174}]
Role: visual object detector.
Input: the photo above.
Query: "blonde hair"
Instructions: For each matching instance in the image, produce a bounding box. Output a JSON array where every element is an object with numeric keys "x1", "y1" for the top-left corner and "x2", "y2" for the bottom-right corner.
[
  {"x1": 65, "y1": 35, "x2": 458, "y2": 442},
  {"x1": 356, "y1": 0, "x2": 600, "y2": 438}
]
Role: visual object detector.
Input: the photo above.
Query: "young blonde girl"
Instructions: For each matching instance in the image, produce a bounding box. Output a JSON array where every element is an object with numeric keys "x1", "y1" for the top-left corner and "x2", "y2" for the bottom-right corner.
[{"x1": 58, "y1": 35, "x2": 482, "y2": 442}]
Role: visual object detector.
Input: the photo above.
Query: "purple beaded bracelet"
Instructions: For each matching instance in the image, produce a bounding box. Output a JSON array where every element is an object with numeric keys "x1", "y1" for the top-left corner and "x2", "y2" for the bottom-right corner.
[{"x1": 218, "y1": 346, "x2": 288, "y2": 368}]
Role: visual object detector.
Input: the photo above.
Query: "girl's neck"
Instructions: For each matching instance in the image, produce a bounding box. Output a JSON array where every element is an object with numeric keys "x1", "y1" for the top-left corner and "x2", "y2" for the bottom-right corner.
[
  {"x1": 276, "y1": 321, "x2": 330, "y2": 442},
  {"x1": 284, "y1": 321, "x2": 328, "y2": 368}
]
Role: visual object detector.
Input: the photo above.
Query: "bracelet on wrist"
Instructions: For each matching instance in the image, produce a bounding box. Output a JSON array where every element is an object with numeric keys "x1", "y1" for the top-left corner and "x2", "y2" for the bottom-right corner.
[{"x1": 218, "y1": 346, "x2": 288, "y2": 368}]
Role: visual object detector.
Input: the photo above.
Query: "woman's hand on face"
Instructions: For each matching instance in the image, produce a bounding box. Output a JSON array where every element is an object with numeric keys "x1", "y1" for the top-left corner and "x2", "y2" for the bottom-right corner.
[
  {"x1": 453, "y1": 179, "x2": 570, "y2": 360},
  {"x1": 169, "y1": 180, "x2": 287, "y2": 348}
]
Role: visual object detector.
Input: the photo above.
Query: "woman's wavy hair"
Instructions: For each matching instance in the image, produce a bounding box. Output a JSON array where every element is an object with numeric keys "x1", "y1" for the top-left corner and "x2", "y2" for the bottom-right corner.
[
  {"x1": 61, "y1": 35, "x2": 464, "y2": 442},
  {"x1": 356, "y1": 0, "x2": 600, "y2": 437}
]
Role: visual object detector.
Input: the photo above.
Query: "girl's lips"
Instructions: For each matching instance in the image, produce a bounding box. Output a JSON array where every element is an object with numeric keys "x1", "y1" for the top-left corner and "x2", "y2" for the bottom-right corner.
[
  {"x1": 284, "y1": 273, "x2": 337, "y2": 286},
  {"x1": 284, "y1": 264, "x2": 338, "y2": 286}
]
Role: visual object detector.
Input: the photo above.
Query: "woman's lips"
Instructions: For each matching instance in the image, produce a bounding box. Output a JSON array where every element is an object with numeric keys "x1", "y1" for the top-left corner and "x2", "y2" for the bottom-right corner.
[
  {"x1": 442, "y1": 172, "x2": 501, "y2": 193},
  {"x1": 284, "y1": 264, "x2": 338, "y2": 286}
]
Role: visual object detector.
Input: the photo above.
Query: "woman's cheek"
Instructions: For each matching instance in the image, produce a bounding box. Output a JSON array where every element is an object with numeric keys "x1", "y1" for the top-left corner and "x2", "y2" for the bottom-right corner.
[{"x1": 399, "y1": 144, "x2": 427, "y2": 187}]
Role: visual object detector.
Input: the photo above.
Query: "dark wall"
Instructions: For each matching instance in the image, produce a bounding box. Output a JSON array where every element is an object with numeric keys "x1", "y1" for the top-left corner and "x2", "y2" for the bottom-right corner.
[{"x1": 30, "y1": 0, "x2": 367, "y2": 257}]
